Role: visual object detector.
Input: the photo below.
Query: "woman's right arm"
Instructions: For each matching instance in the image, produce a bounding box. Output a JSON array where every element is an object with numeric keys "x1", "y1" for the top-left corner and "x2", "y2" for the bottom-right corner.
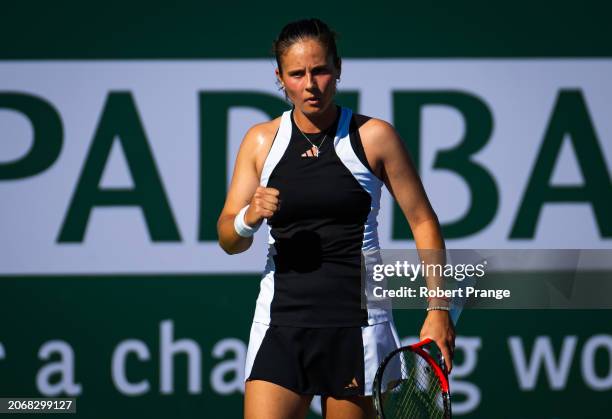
[{"x1": 217, "y1": 122, "x2": 280, "y2": 254}]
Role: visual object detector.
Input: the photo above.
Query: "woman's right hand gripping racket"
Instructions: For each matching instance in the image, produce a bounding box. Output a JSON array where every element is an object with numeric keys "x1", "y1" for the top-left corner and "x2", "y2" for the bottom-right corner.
[{"x1": 373, "y1": 338, "x2": 451, "y2": 419}]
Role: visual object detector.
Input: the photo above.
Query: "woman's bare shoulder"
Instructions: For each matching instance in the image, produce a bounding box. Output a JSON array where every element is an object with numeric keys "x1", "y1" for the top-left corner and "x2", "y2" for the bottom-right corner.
[
  {"x1": 242, "y1": 117, "x2": 282, "y2": 149},
  {"x1": 352, "y1": 113, "x2": 401, "y2": 152},
  {"x1": 237, "y1": 116, "x2": 282, "y2": 174},
  {"x1": 353, "y1": 113, "x2": 396, "y2": 136}
]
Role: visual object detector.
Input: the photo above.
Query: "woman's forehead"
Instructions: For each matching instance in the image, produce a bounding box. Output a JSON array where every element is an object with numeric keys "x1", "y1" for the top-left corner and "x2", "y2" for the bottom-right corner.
[{"x1": 281, "y1": 39, "x2": 330, "y2": 67}]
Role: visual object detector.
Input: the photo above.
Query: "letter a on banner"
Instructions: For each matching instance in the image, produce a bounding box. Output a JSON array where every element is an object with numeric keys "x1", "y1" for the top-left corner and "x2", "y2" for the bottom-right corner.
[
  {"x1": 511, "y1": 90, "x2": 612, "y2": 238},
  {"x1": 58, "y1": 92, "x2": 181, "y2": 243}
]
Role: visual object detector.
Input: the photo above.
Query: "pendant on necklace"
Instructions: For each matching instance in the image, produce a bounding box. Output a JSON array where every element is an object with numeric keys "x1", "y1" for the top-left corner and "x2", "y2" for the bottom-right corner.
[{"x1": 301, "y1": 145, "x2": 320, "y2": 158}]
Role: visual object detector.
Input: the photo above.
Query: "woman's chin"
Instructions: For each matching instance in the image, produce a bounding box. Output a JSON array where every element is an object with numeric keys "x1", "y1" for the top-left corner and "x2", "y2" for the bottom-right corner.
[{"x1": 300, "y1": 100, "x2": 332, "y2": 116}]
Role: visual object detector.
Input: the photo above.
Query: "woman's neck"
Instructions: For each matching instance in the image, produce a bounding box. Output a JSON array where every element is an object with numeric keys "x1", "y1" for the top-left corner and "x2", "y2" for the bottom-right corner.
[{"x1": 293, "y1": 104, "x2": 338, "y2": 134}]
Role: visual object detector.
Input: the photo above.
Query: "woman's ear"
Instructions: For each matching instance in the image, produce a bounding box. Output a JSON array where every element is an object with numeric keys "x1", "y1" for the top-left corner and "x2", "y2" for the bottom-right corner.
[{"x1": 275, "y1": 68, "x2": 284, "y2": 89}]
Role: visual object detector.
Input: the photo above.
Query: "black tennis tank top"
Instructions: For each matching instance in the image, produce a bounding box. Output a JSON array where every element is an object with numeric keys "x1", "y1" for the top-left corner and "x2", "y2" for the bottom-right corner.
[{"x1": 253, "y1": 106, "x2": 391, "y2": 327}]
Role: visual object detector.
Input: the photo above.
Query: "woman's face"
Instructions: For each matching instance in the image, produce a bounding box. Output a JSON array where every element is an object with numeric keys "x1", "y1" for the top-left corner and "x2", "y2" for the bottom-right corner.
[{"x1": 277, "y1": 38, "x2": 339, "y2": 117}]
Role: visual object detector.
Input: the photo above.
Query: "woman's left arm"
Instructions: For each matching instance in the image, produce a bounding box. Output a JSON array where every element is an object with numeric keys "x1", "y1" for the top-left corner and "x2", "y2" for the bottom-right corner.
[{"x1": 361, "y1": 118, "x2": 456, "y2": 372}]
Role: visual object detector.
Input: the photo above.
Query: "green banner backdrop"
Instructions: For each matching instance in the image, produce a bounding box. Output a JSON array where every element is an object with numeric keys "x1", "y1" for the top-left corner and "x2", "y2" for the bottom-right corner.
[
  {"x1": 1, "y1": 1, "x2": 611, "y2": 418},
  {"x1": 1, "y1": 276, "x2": 611, "y2": 418}
]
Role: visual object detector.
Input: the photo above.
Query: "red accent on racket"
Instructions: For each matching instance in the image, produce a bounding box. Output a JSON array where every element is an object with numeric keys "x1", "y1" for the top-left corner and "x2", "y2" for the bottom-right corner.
[{"x1": 373, "y1": 338, "x2": 452, "y2": 419}]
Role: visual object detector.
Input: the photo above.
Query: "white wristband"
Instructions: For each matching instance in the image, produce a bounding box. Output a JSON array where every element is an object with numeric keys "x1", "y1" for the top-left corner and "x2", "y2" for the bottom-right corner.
[{"x1": 234, "y1": 205, "x2": 260, "y2": 238}]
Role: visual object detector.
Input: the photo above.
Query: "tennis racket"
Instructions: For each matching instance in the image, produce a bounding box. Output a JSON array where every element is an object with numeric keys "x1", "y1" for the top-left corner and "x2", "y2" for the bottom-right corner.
[{"x1": 373, "y1": 338, "x2": 451, "y2": 419}]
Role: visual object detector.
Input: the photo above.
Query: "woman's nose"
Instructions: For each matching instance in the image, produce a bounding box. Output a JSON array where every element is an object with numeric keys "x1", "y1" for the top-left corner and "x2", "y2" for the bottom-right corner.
[{"x1": 305, "y1": 72, "x2": 315, "y2": 89}]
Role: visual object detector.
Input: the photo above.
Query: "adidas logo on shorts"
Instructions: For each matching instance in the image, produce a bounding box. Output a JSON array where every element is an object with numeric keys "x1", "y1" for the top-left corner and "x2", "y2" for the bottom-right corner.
[{"x1": 344, "y1": 377, "x2": 359, "y2": 389}]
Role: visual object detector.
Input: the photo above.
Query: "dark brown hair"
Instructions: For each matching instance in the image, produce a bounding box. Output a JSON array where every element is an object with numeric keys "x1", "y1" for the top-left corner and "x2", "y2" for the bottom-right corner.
[{"x1": 273, "y1": 18, "x2": 341, "y2": 74}]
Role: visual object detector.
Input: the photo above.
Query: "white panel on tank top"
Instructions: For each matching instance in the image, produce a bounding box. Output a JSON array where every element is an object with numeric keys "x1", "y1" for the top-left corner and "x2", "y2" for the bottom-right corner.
[
  {"x1": 252, "y1": 253, "x2": 275, "y2": 325},
  {"x1": 252, "y1": 111, "x2": 293, "y2": 325},
  {"x1": 260, "y1": 111, "x2": 292, "y2": 246},
  {"x1": 260, "y1": 110, "x2": 292, "y2": 187},
  {"x1": 334, "y1": 107, "x2": 392, "y2": 325},
  {"x1": 333, "y1": 108, "x2": 383, "y2": 251}
]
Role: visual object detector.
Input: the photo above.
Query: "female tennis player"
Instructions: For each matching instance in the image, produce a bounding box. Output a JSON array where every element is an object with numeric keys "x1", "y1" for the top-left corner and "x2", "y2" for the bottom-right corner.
[{"x1": 217, "y1": 18, "x2": 455, "y2": 419}]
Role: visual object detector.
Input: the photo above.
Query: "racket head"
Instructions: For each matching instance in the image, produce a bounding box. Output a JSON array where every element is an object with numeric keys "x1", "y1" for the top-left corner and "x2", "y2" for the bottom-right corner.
[{"x1": 373, "y1": 338, "x2": 452, "y2": 419}]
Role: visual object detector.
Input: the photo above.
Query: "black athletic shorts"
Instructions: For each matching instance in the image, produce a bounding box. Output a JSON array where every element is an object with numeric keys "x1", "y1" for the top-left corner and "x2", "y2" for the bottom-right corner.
[{"x1": 244, "y1": 322, "x2": 401, "y2": 397}]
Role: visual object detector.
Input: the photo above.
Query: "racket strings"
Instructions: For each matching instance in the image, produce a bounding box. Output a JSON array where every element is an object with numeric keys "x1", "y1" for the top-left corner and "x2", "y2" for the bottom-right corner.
[{"x1": 381, "y1": 351, "x2": 446, "y2": 418}]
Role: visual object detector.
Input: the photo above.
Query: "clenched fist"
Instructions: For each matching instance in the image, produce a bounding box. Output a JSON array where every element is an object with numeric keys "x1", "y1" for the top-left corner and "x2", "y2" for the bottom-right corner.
[{"x1": 245, "y1": 186, "x2": 280, "y2": 227}]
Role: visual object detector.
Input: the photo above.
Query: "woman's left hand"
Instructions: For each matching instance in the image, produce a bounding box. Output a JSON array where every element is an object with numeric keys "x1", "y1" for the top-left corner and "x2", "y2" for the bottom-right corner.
[{"x1": 419, "y1": 310, "x2": 456, "y2": 373}]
